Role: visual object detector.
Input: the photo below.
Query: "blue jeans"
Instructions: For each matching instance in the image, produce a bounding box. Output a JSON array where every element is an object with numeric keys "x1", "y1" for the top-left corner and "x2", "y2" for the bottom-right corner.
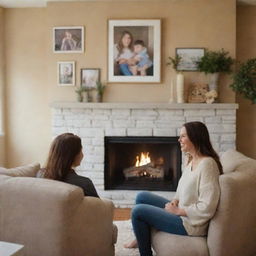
[
  {"x1": 131, "y1": 191, "x2": 188, "y2": 256},
  {"x1": 119, "y1": 63, "x2": 132, "y2": 76}
]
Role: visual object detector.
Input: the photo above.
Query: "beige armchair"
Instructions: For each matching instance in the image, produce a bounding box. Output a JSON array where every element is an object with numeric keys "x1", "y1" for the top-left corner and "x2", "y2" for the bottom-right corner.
[
  {"x1": 152, "y1": 150, "x2": 256, "y2": 256},
  {"x1": 0, "y1": 164, "x2": 117, "y2": 256}
]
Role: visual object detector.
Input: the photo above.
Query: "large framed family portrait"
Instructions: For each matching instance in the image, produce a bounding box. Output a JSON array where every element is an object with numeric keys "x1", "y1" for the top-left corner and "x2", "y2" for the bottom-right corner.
[{"x1": 108, "y1": 19, "x2": 161, "y2": 83}]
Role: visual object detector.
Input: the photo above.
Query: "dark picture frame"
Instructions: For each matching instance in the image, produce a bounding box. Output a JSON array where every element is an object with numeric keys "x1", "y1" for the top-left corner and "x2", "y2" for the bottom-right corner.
[
  {"x1": 81, "y1": 68, "x2": 100, "y2": 89},
  {"x1": 176, "y1": 48, "x2": 205, "y2": 71}
]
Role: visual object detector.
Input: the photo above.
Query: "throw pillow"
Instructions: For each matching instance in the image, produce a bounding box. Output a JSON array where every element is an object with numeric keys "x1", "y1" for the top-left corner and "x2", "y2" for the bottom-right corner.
[
  {"x1": 220, "y1": 149, "x2": 250, "y2": 173},
  {"x1": 0, "y1": 163, "x2": 40, "y2": 177}
]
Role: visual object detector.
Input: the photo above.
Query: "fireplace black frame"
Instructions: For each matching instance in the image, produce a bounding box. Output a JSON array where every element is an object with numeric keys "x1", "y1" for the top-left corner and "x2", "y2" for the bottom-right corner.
[{"x1": 104, "y1": 136, "x2": 182, "y2": 191}]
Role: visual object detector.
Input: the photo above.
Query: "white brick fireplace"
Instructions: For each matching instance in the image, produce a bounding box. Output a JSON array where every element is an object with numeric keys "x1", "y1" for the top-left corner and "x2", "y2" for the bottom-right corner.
[{"x1": 50, "y1": 102, "x2": 238, "y2": 207}]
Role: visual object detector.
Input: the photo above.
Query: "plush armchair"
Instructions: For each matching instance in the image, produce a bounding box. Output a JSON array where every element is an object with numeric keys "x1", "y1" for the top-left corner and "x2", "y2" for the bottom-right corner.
[
  {"x1": 151, "y1": 150, "x2": 256, "y2": 256},
  {"x1": 0, "y1": 164, "x2": 117, "y2": 256}
]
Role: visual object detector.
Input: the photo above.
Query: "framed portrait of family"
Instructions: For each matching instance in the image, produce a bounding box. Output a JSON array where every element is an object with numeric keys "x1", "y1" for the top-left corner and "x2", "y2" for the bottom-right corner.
[
  {"x1": 108, "y1": 19, "x2": 161, "y2": 83},
  {"x1": 81, "y1": 68, "x2": 100, "y2": 89},
  {"x1": 176, "y1": 48, "x2": 205, "y2": 71},
  {"x1": 53, "y1": 26, "x2": 84, "y2": 53},
  {"x1": 57, "y1": 61, "x2": 75, "y2": 86}
]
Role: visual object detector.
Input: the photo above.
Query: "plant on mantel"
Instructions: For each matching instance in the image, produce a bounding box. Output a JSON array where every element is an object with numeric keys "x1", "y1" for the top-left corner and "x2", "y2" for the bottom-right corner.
[
  {"x1": 196, "y1": 48, "x2": 234, "y2": 74},
  {"x1": 96, "y1": 81, "x2": 106, "y2": 103},
  {"x1": 196, "y1": 48, "x2": 235, "y2": 102},
  {"x1": 230, "y1": 58, "x2": 256, "y2": 104},
  {"x1": 167, "y1": 55, "x2": 182, "y2": 72}
]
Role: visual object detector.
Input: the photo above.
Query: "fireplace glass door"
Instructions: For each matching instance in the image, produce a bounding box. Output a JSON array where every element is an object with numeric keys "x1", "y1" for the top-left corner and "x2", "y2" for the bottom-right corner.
[{"x1": 104, "y1": 136, "x2": 181, "y2": 191}]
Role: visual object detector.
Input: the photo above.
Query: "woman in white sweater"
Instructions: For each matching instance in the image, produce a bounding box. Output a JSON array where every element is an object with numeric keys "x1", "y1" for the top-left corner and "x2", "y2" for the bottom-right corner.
[{"x1": 125, "y1": 121, "x2": 223, "y2": 256}]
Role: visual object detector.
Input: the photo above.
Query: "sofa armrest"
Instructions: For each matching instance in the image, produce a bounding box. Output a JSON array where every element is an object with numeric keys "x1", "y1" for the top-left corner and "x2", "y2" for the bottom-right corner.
[
  {"x1": 67, "y1": 196, "x2": 116, "y2": 256},
  {"x1": 207, "y1": 171, "x2": 256, "y2": 256}
]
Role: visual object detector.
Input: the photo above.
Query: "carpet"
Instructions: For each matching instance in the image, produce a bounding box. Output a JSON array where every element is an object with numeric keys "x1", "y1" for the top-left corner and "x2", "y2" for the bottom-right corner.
[
  {"x1": 114, "y1": 220, "x2": 156, "y2": 256},
  {"x1": 114, "y1": 220, "x2": 139, "y2": 256}
]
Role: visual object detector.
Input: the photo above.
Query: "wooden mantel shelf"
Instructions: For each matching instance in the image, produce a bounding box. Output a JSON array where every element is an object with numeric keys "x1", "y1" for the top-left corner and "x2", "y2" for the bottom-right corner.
[{"x1": 50, "y1": 102, "x2": 238, "y2": 110}]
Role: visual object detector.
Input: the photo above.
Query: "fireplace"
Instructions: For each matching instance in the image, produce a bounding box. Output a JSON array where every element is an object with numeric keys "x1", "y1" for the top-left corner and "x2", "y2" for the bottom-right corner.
[{"x1": 104, "y1": 136, "x2": 181, "y2": 191}]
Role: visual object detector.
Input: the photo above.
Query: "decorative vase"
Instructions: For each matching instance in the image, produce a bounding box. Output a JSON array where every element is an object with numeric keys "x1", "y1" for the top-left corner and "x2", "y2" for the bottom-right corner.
[
  {"x1": 86, "y1": 90, "x2": 93, "y2": 102},
  {"x1": 96, "y1": 93, "x2": 103, "y2": 103},
  {"x1": 176, "y1": 72, "x2": 184, "y2": 103},
  {"x1": 207, "y1": 72, "x2": 219, "y2": 91},
  {"x1": 77, "y1": 94, "x2": 83, "y2": 102},
  {"x1": 169, "y1": 78, "x2": 176, "y2": 103}
]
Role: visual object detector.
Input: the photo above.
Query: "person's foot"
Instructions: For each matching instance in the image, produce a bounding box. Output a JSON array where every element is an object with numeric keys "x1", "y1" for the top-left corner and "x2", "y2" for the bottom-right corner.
[{"x1": 123, "y1": 239, "x2": 138, "y2": 248}]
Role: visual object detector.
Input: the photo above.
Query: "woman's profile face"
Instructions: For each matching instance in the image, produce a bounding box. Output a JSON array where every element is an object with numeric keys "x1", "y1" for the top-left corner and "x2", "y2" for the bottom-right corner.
[
  {"x1": 121, "y1": 33, "x2": 132, "y2": 47},
  {"x1": 72, "y1": 149, "x2": 84, "y2": 167},
  {"x1": 178, "y1": 126, "x2": 195, "y2": 153}
]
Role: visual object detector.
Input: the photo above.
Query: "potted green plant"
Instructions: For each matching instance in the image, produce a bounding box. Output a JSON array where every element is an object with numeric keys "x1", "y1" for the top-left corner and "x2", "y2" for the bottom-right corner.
[
  {"x1": 196, "y1": 49, "x2": 234, "y2": 92},
  {"x1": 167, "y1": 55, "x2": 182, "y2": 71},
  {"x1": 96, "y1": 81, "x2": 106, "y2": 102},
  {"x1": 167, "y1": 55, "x2": 184, "y2": 103},
  {"x1": 230, "y1": 58, "x2": 256, "y2": 104},
  {"x1": 75, "y1": 87, "x2": 84, "y2": 102}
]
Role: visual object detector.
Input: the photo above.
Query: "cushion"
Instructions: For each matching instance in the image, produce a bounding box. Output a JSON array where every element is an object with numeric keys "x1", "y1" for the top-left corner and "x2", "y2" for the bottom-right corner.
[
  {"x1": 0, "y1": 163, "x2": 40, "y2": 177},
  {"x1": 220, "y1": 149, "x2": 251, "y2": 173},
  {"x1": 151, "y1": 229, "x2": 209, "y2": 256}
]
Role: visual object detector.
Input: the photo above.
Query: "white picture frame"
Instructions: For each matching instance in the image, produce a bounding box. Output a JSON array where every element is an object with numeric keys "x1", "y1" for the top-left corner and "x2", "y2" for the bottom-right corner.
[
  {"x1": 108, "y1": 19, "x2": 161, "y2": 83},
  {"x1": 57, "y1": 61, "x2": 75, "y2": 86},
  {"x1": 53, "y1": 26, "x2": 84, "y2": 53}
]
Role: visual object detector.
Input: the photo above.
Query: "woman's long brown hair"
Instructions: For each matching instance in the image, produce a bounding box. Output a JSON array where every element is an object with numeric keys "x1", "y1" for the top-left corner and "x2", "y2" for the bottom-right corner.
[
  {"x1": 184, "y1": 122, "x2": 223, "y2": 175},
  {"x1": 44, "y1": 133, "x2": 82, "y2": 181},
  {"x1": 117, "y1": 31, "x2": 133, "y2": 57}
]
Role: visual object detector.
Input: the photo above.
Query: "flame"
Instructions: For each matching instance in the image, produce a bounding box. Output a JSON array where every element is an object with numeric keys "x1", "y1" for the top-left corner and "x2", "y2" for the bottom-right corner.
[{"x1": 135, "y1": 152, "x2": 151, "y2": 167}]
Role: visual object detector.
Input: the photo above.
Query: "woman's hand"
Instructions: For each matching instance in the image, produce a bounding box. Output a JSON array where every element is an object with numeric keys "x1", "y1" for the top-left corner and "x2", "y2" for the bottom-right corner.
[
  {"x1": 170, "y1": 199, "x2": 179, "y2": 207},
  {"x1": 165, "y1": 202, "x2": 187, "y2": 216}
]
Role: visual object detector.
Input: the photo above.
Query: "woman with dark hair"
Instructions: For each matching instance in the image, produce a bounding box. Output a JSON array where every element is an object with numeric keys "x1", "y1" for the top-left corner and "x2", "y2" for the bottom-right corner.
[
  {"x1": 40, "y1": 133, "x2": 99, "y2": 198},
  {"x1": 125, "y1": 122, "x2": 222, "y2": 256},
  {"x1": 114, "y1": 30, "x2": 135, "y2": 76}
]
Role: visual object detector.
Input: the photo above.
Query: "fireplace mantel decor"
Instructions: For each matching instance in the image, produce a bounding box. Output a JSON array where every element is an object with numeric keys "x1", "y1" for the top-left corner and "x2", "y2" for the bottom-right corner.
[{"x1": 50, "y1": 101, "x2": 238, "y2": 207}]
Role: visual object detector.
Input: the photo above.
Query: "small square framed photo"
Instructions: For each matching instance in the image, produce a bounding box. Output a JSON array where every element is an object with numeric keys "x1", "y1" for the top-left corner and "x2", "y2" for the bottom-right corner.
[
  {"x1": 57, "y1": 61, "x2": 75, "y2": 86},
  {"x1": 53, "y1": 26, "x2": 84, "y2": 53},
  {"x1": 81, "y1": 68, "x2": 100, "y2": 89},
  {"x1": 176, "y1": 48, "x2": 205, "y2": 71}
]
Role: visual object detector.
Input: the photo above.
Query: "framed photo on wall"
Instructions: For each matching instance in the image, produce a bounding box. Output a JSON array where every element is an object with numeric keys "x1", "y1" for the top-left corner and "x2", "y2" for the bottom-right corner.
[
  {"x1": 81, "y1": 68, "x2": 100, "y2": 89},
  {"x1": 57, "y1": 61, "x2": 75, "y2": 86},
  {"x1": 176, "y1": 48, "x2": 205, "y2": 71},
  {"x1": 108, "y1": 19, "x2": 161, "y2": 83},
  {"x1": 53, "y1": 26, "x2": 84, "y2": 53}
]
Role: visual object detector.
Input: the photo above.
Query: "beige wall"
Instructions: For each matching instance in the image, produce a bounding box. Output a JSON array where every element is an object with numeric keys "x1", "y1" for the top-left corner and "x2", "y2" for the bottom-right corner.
[
  {"x1": 0, "y1": 7, "x2": 6, "y2": 166},
  {"x1": 236, "y1": 6, "x2": 256, "y2": 159},
  {"x1": 4, "y1": 0, "x2": 236, "y2": 167},
  {"x1": 47, "y1": 0, "x2": 236, "y2": 103},
  {"x1": 4, "y1": 8, "x2": 51, "y2": 167}
]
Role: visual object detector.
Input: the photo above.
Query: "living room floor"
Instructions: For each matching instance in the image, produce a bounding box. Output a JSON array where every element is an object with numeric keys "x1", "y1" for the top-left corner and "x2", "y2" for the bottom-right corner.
[{"x1": 114, "y1": 208, "x2": 131, "y2": 221}]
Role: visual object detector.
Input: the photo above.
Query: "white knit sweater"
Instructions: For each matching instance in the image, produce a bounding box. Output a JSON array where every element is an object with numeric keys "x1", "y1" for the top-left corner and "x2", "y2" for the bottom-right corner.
[{"x1": 174, "y1": 157, "x2": 221, "y2": 236}]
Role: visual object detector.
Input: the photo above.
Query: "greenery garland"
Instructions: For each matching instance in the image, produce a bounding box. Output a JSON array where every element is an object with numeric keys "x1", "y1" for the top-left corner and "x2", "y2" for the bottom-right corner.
[{"x1": 230, "y1": 58, "x2": 256, "y2": 104}]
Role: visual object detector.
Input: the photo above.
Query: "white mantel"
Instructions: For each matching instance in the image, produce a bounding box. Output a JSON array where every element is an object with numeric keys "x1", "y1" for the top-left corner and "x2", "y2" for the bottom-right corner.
[
  {"x1": 50, "y1": 102, "x2": 238, "y2": 110},
  {"x1": 50, "y1": 101, "x2": 238, "y2": 207}
]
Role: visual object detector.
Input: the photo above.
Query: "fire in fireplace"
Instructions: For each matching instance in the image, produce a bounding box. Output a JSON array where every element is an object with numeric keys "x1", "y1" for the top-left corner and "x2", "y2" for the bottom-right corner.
[{"x1": 104, "y1": 137, "x2": 181, "y2": 191}]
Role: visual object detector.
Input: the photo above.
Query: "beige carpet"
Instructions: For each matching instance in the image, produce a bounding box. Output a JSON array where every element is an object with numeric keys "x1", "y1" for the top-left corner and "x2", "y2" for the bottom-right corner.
[
  {"x1": 114, "y1": 220, "x2": 156, "y2": 256},
  {"x1": 114, "y1": 220, "x2": 139, "y2": 256}
]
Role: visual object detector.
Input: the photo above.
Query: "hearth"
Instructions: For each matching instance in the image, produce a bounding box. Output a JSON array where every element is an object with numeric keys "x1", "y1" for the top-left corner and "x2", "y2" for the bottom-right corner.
[{"x1": 104, "y1": 136, "x2": 181, "y2": 191}]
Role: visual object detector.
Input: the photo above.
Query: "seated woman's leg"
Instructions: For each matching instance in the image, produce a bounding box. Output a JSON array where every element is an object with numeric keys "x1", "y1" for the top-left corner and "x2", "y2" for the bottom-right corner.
[
  {"x1": 131, "y1": 204, "x2": 187, "y2": 256},
  {"x1": 135, "y1": 191, "x2": 170, "y2": 208},
  {"x1": 119, "y1": 63, "x2": 133, "y2": 76}
]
